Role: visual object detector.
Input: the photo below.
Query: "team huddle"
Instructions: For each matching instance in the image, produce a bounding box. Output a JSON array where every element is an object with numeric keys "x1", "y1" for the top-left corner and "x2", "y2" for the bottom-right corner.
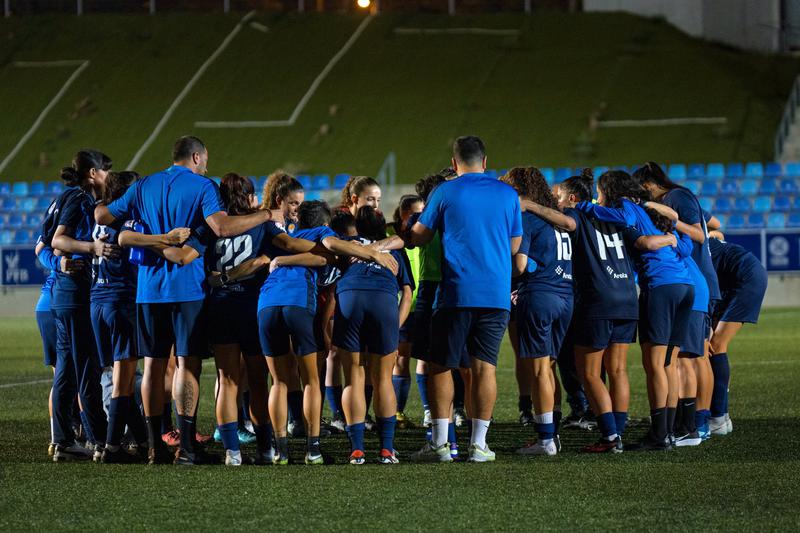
[{"x1": 34, "y1": 135, "x2": 767, "y2": 465}]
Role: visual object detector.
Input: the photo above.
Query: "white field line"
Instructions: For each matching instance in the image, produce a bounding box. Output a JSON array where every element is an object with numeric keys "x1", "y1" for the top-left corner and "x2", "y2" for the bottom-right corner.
[
  {"x1": 0, "y1": 60, "x2": 90, "y2": 174},
  {"x1": 394, "y1": 27, "x2": 520, "y2": 36},
  {"x1": 249, "y1": 21, "x2": 269, "y2": 33},
  {"x1": 127, "y1": 10, "x2": 256, "y2": 168},
  {"x1": 598, "y1": 117, "x2": 727, "y2": 127},
  {"x1": 195, "y1": 15, "x2": 374, "y2": 129},
  {"x1": 0, "y1": 378, "x2": 52, "y2": 389}
]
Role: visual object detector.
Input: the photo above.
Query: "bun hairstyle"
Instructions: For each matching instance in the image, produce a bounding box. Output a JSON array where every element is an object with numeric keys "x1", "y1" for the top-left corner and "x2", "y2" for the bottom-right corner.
[
  {"x1": 355, "y1": 205, "x2": 387, "y2": 242},
  {"x1": 103, "y1": 170, "x2": 139, "y2": 204},
  {"x1": 597, "y1": 170, "x2": 674, "y2": 234},
  {"x1": 262, "y1": 171, "x2": 296, "y2": 210},
  {"x1": 221, "y1": 172, "x2": 256, "y2": 216},
  {"x1": 560, "y1": 167, "x2": 594, "y2": 202},
  {"x1": 415, "y1": 173, "x2": 446, "y2": 201},
  {"x1": 60, "y1": 149, "x2": 112, "y2": 187},
  {"x1": 502, "y1": 166, "x2": 558, "y2": 210},
  {"x1": 341, "y1": 176, "x2": 379, "y2": 208}
]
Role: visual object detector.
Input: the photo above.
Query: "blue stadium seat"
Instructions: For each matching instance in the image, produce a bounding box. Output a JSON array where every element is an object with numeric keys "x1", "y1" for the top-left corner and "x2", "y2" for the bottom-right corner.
[
  {"x1": 745, "y1": 213, "x2": 765, "y2": 228},
  {"x1": 765, "y1": 162, "x2": 783, "y2": 178},
  {"x1": 7, "y1": 213, "x2": 24, "y2": 229},
  {"x1": 759, "y1": 179, "x2": 778, "y2": 194},
  {"x1": 795, "y1": 197, "x2": 800, "y2": 211},
  {"x1": 753, "y1": 196, "x2": 771, "y2": 213},
  {"x1": 701, "y1": 181, "x2": 719, "y2": 196},
  {"x1": 767, "y1": 213, "x2": 786, "y2": 229},
  {"x1": 613, "y1": 165, "x2": 630, "y2": 173},
  {"x1": 47, "y1": 181, "x2": 64, "y2": 195},
  {"x1": 29, "y1": 181, "x2": 45, "y2": 196},
  {"x1": 12, "y1": 229, "x2": 32, "y2": 244},
  {"x1": 305, "y1": 191, "x2": 322, "y2": 201},
  {"x1": 739, "y1": 179, "x2": 758, "y2": 196},
  {"x1": 684, "y1": 180, "x2": 701, "y2": 195},
  {"x1": 35, "y1": 196, "x2": 51, "y2": 211},
  {"x1": 485, "y1": 169, "x2": 498, "y2": 180},
  {"x1": 714, "y1": 197, "x2": 733, "y2": 213},
  {"x1": 744, "y1": 162, "x2": 763, "y2": 179},
  {"x1": 0, "y1": 230, "x2": 13, "y2": 245},
  {"x1": 11, "y1": 182, "x2": 28, "y2": 197},
  {"x1": 255, "y1": 176, "x2": 267, "y2": 191},
  {"x1": 774, "y1": 196, "x2": 792, "y2": 212},
  {"x1": 726, "y1": 163, "x2": 744, "y2": 180},
  {"x1": 668, "y1": 164, "x2": 687, "y2": 181},
  {"x1": 733, "y1": 197, "x2": 752, "y2": 213},
  {"x1": 313, "y1": 174, "x2": 330, "y2": 190},
  {"x1": 555, "y1": 168, "x2": 572, "y2": 182},
  {"x1": 334, "y1": 174, "x2": 350, "y2": 189},
  {"x1": 541, "y1": 168, "x2": 554, "y2": 184},
  {"x1": 719, "y1": 179, "x2": 738, "y2": 195},
  {"x1": 716, "y1": 213, "x2": 728, "y2": 227},
  {"x1": 787, "y1": 212, "x2": 800, "y2": 228},
  {"x1": 727, "y1": 214, "x2": 745, "y2": 229},
  {"x1": 19, "y1": 197, "x2": 35, "y2": 212},
  {"x1": 698, "y1": 196, "x2": 713, "y2": 212},
  {"x1": 706, "y1": 163, "x2": 725, "y2": 181},
  {"x1": 786, "y1": 162, "x2": 800, "y2": 177},
  {"x1": 593, "y1": 166, "x2": 609, "y2": 177},
  {"x1": 296, "y1": 175, "x2": 312, "y2": 189},
  {"x1": 687, "y1": 163, "x2": 705, "y2": 180},
  {"x1": 780, "y1": 178, "x2": 799, "y2": 194},
  {"x1": 1, "y1": 197, "x2": 16, "y2": 212},
  {"x1": 0, "y1": 182, "x2": 10, "y2": 197}
]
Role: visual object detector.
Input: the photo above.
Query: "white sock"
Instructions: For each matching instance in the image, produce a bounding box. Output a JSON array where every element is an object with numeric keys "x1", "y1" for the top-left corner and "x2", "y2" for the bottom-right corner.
[
  {"x1": 432, "y1": 419, "x2": 449, "y2": 447},
  {"x1": 533, "y1": 412, "x2": 554, "y2": 425},
  {"x1": 470, "y1": 418, "x2": 491, "y2": 449},
  {"x1": 50, "y1": 416, "x2": 54, "y2": 443}
]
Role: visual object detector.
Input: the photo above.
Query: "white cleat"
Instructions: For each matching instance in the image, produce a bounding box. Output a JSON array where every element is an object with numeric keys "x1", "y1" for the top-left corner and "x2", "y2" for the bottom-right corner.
[
  {"x1": 709, "y1": 416, "x2": 730, "y2": 436},
  {"x1": 516, "y1": 440, "x2": 557, "y2": 456},
  {"x1": 409, "y1": 441, "x2": 453, "y2": 463},
  {"x1": 422, "y1": 409, "x2": 432, "y2": 428},
  {"x1": 53, "y1": 442, "x2": 93, "y2": 462},
  {"x1": 674, "y1": 431, "x2": 702, "y2": 447},
  {"x1": 467, "y1": 443, "x2": 496, "y2": 463},
  {"x1": 225, "y1": 450, "x2": 243, "y2": 466},
  {"x1": 725, "y1": 414, "x2": 733, "y2": 434},
  {"x1": 454, "y1": 408, "x2": 467, "y2": 428}
]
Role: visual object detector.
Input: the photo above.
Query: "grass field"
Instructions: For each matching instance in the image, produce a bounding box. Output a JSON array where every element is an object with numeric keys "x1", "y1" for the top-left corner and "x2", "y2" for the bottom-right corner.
[
  {"x1": 1, "y1": 309, "x2": 799, "y2": 530},
  {"x1": 1, "y1": 11, "x2": 798, "y2": 183}
]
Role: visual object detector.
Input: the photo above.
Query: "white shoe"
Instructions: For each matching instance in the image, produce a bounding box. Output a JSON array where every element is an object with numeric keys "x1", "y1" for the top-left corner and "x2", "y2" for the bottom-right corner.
[
  {"x1": 709, "y1": 416, "x2": 729, "y2": 436},
  {"x1": 454, "y1": 408, "x2": 467, "y2": 428},
  {"x1": 53, "y1": 442, "x2": 93, "y2": 462},
  {"x1": 409, "y1": 441, "x2": 452, "y2": 463},
  {"x1": 225, "y1": 450, "x2": 243, "y2": 466},
  {"x1": 725, "y1": 414, "x2": 733, "y2": 434},
  {"x1": 92, "y1": 443, "x2": 104, "y2": 463},
  {"x1": 287, "y1": 420, "x2": 305, "y2": 438},
  {"x1": 468, "y1": 443, "x2": 496, "y2": 462},
  {"x1": 330, "y1": 414, "x2": 346, "y2": 432},
  {"x1": 516, "y1": 440, "x2": 557, "y2": 456},
  {"x1": 674, "y1": 431, "x2": 702, "y2": 447},
  {"x1": 422, "y1": 409, "x2": 432, "y2": 428}
]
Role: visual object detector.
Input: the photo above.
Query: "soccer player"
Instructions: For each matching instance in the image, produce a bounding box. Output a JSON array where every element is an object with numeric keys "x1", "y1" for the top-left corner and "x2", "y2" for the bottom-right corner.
[
  {"x1": 334, "y1": 206, "x2": 414, "y2": 464},
  {"x1": 504, "y1": 167, "x2": 573, "y2": 457},
  {"x1": 407, "y1": 136, "x2": 522, "y2": 463},
  {"x1": 575, "y1": 171, "x2": 694, "y2": 451},
  {"x1": 706, "y1": 232, "x2": 768, "y2": 434},
  {"x1": 95, "y1": 136, "x2": 272, "y2": 465},
  {"x1": 46, "y1": 150, "x2": 115, "y2": 461}
]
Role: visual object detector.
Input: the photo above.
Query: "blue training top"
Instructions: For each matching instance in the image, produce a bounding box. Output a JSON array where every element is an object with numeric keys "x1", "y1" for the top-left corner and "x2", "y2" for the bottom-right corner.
[
  {"x1": 107, "y1": 165, "x2": 224, "y2": 303},
  {"x1": 35, "y1": 235, "x2": 58, "y2": 313},
  {"x1": 517, "y1": 212, "x2": 573, "y2": 297},
  {"x1": 50, "y1": 187, "x2": 95, "y2": 310},
  {"x1": 576, "y1": 199, "x2": 693, "y2": 289},
  {"x1": 417, "y1": 172, "x2": 522, "y2": 310},
  {"x1": 90, "y1": 222, "x2": 136, "y2": 304},
  {"x1": 258, "y1": 225, "x2": 337, "y2": 312},
  {"x1": 336, "y1": 236, "x2": 414, "y2": 296}
]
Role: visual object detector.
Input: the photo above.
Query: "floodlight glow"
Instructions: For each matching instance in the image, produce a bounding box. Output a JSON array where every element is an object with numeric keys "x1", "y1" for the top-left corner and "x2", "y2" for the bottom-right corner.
[{"x1": 357, "y1": 0, "x2": 371, "y2": 8}]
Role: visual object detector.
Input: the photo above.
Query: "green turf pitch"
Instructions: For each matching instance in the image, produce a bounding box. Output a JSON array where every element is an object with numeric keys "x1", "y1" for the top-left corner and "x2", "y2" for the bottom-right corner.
[{"x1": 1, "y1": 309, "x2": 799, "y2": 531}]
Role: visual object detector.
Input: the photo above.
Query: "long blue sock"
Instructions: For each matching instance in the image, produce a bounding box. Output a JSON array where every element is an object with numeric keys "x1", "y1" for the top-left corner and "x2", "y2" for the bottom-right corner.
[
  {"x1": 415, "y1": 373, "x2": 429, "y2": 410},
  {"x1": 377, "y1": 416, "x2": 397, "y2": 451},
  {"x1": 254, "y1": 423, "x2": 273, "y2": 454},
  {"x1": 597, "y1": 411, "x2": 618, "y2": 440},
  {"x1": 448, "y1": 422, "x2": 457, "y2": 445},
  {"x1": 218, "y1": 421, "x2": 240, "y2": 452},
  {"x1": 710, "y1": 353, "x2": 730, "y2": 417},
  {"x1": 695, "y1": 409, "x2": 711, "y2": 430},
  {"x1": 80, "y1": 411, "x2": 97, "y2": 444},
  {"x1": 287, "y1": 390, "x2": 303, "y2": 425},
  {"x1": 105, "y1": 396, "x2": 129, "y2": 447},
  {"x1": 613, "y1": 411, "x2": 628, "y2": 437},
  {"x1": 325, "y1": 387, "x2": 339, "y2": 417},
  {"x1": 334, "y1": 386, "x2": 343, "y2": 415},
  {"x1": 241, "y1": 391, "x2": 251, "y2": 422},
  {"x1": 365, "y1": 385, "x2": 374, "y2": 414},
  {"x1": 392, "y1": 376, "x2": 411, "y2": 412},
  {"x1": 346, "y1": 422, "x2": 365, "y2": 452}
]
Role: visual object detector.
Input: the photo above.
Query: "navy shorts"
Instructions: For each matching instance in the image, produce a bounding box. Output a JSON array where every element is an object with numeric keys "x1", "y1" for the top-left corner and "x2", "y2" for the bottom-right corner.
[
  {"x1": 91, "y1": 301, "x2": 137, "y2": 366},
  {"x1": 137, "y1": 301, "x2": 209, "y2": 358},
  {"x1": 258, "y1": 305, "x2": 319, "y2": 357},
  {"x1": 429, "y1": 307, "x2": 509, "y2": 368},
  {"x1": 411, "y1": 280, "x2": 439, "y2": 359},
  {"x1": 638, "y1": 284, "x2": 695, "y2": 347},
  {"x1": 517, "y1": 292, "x2": 574, "y2": 359},
  {"x1": 399, "y1": 310, "x2": 414, "y2": 344},
  {"x1": 573, "y1": 316, "x2": 638, "y2": 350},
  {"x1": 680, "y1": 310, "x2": 710, "y2": 358},
  {"x1": 209, "y1": 298, "x2": 261, "y2": 357},
  {"x1": 715, "y1": 271, "x2": 768, "y2": 324},
  {"x1": 334, "y1": 290, "x2": 399, "y2": 356},
  {"x1": 36, "y1": 311, "x2": 58, "y2": 367}
]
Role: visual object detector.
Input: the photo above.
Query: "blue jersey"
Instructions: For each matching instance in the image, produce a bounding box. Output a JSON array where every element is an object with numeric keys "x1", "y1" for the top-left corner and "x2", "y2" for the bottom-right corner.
[
  {"x1": 90, "y1": 222, "x2": 136, "y2": 303},
  {"x1": 708, "y1": 237, "x2": 765, "y2": 290},
  {"x1": 576, "y1": 199, "x2": 693, "y2": 289},
  {"x1": 50, "y1": 187, "x2": 95, "y2": 309},
  {"x1": 663, "y1": 187, "x2": 720, "y2": 301},
  {"x1": 258, "y1": 225, "x2": 337, "y2": 312},
  {"x1": 565, "y1": 208, "x2": 638, "y2": 320},
  {"x1": 107, "y1": 165, "x2": 224, "y2": 303},
  {"x1": 517, "y1": 212, "x2": 573, "y2": 297},
  {"x1": 417, "y1": 172, "x2": 522, "y2": 310},
  {"x1": 35, "y1": 235, "x2": 58, "y2": 313},
  {"x1": 336, "y1": 237, "x2": 414, "y2": 296}
]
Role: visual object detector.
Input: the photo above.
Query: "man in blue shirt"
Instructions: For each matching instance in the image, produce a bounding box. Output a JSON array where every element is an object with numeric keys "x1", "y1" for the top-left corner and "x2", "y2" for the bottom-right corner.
[
  {"x1": 95, "y1": 136, "x2": 273, "y2": 465},
  {"x1": 406, "y1": 136, "x2": 522, "y2": 463}
]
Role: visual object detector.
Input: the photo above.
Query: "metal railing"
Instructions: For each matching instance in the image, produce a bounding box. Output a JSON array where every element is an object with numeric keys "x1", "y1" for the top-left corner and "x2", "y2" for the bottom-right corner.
[{"x1": 775, "y1": 73, "x2": 800, "y2": 161}]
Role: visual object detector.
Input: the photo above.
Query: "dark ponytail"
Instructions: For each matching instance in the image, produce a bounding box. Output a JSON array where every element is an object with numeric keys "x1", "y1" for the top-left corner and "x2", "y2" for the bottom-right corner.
[
  {"x1": 355, "y1": 205, "x2": 387, "y2": 242},
  {"x1": 61, "y1": 149, "x2": 112, "y2": 187},
  {"x1": 220, "y1": 172, "x2": 256, "y2": 216},
  {"x1": 560, "y1": 168, "x2": 594, "y2": 202}
]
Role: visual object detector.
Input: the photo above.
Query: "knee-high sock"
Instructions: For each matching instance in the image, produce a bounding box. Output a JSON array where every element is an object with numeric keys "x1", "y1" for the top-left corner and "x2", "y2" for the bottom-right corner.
[{"x1": 710, "y1": 353, "x2": 730, "y2": 417}]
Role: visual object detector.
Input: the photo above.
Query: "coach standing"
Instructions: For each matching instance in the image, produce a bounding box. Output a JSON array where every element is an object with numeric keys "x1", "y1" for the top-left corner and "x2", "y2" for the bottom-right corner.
[
  {"x1": 408, "y1": 136, "x2": 522, "y2": 462},
  {"x1": 95, "y1": 136, "x2": 271, "y2": 465}
]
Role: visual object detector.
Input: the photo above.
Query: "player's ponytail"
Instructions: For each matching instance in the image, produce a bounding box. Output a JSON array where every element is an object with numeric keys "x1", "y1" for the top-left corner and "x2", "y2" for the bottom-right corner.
[
  {"x1": 221, "y1": 172, "x2": 256, "y2": 216},
  {"x1": 355, "y1": 205, "x2": 387, "y2": 242},
  {"x1": 61, "y1": 149, "x2": 112, "y2": 187},
  {"x1": 262, "y1": 171, "x2": 294, "y2": 210},
  {"x1": 560, "y1": 169, "x2": 594, "y2": 202}
]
